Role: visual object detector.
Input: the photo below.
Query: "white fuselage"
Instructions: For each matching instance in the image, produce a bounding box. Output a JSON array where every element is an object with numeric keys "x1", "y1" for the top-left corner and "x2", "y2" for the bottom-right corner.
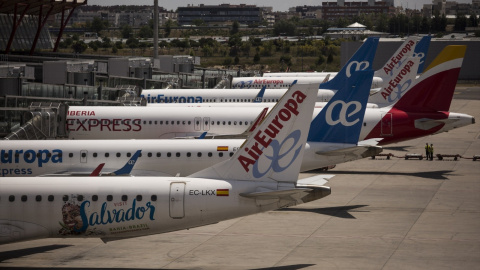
[
  {"x1": 0, "y1": 140, "x2": 366, "y2": 177},
  {"x1": 0, "y1": 177, "x2": 286, "y2": 244},
  {"x1": 231, "y1": 76, "x2": 383, "y2": 89},
  {"x1": 65, "y1": 106, "x2": 474, "y2": 145},
  {"x1": 140, "y1": 88, "x2": 336, "y2": 103}
]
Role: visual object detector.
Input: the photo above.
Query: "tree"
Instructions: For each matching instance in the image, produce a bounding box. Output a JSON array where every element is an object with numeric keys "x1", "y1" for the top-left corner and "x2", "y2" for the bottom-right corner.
[
  {"x1": 164, "y1": 19, "x2": 173, "y2": 37},
  {"x1": 89, "y1": 17, "x2": 108, "y2": 34},
  {"x1": 138, "y1": 25, "x2": 153, "y2": 38},
  {"x1": 273, "y1": 20, "x2": 296, "y2": 36},
  {"x1": 231, "y1": 21, "x2": 239, "y2": 35},
  {"x1": 253, "y1": 53, "x2": 260, "y2": 64},
  {"x1": 327, "y1": 53, "x2": 333, "y2": 64},
  {"x1": 454, "y1": 14, "x2": 467, "y2": 31},
  {"x1": 121, "y1": 24, "x2": 132, "y2": 39},
  {"x1": 72, "y1": 41, "x2": 87, "y2": 54},
  {"x1": 469, "y1": 12, "x2": 479, "y2": 27}
]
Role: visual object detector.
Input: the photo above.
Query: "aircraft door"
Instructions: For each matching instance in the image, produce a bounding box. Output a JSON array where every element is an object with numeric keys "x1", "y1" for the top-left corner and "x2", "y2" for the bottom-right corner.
[
  {"x1": 194, "y1": 117, "x2": 201, "y2": 131},
  {"x1": 80, "y1": 150, "x2": 88, "y2": 163},
  {"x1": 203, "y1": 117, "x2": 210, "y2": 131},
  {"x1": 169, "y1": 182, "x2": 185, "y2": 219},
  {"x1": 381, "y1": 113, "x2": 393, "y2": 136}
]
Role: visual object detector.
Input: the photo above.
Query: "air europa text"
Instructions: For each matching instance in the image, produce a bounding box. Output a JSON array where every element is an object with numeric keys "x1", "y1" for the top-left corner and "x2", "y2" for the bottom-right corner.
[{"x1": 237, "y1": 90, "x2": 306, "y2": 172}]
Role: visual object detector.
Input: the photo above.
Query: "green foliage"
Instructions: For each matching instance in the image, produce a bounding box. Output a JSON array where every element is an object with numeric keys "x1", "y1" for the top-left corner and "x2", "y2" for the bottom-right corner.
[
  {"x1": 72, "y1": 41, "x2": 87, "y2": 54},
  {"x1": 126, "y1": 37, "x2": 139, "y2": 49},
  {"x1": 454, "y1": 14, "x2": 468, "y2": 31},
  {"x1": 253, "y1": 53, "x2": 260, "y2": 64},
  {"x1": 121, "y1": 24, "x2": 132, "y2": 39},
  {"x1": 87, "y1": 17, "x2": 108, "y2": 34},
  {"x1": 223, "y1": 57, "x2": 232, "y2": 66},
  {"x1": 273, "y1": 20, "x2": 296, "y2": 36},
  {"x1": 475, "y1": 30, "x2": 480, "y2": 37},
  {"x1": 279, "y1": 55, "x2": 292, "y2": 66},
  {"x1": 327, "y1": 53, "x2": 333, "y2": 64},
  {"x1": 138, "y1": 25, "x2": 153, "y2": 39},
  {"x1": 111, "y1": 46, "x2": 118, "y2": 54},
  {"x1": 231, "y1": 21, "x2": 239, "y2": 35},
  {"x1": 192, "y1": 19, "x2": 205, "y2": 26},
  {"x1": 234, "y1": 56, "x2": 239, "y2": 65}
]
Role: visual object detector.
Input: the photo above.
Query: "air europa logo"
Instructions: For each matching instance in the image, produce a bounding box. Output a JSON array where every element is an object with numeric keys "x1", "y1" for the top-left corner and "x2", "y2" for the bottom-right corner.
[
  {"x1": 141, "y1": 94, "x2": 203, "y2": 103},
  {"x1": 381, "y1": 60, "x2": 415, "y2": 100},
  {"x1": 383, "y1": 39, "x2": 415, "y2": 75},
  {"x1": 325, "y1": 101, "x2": 362, "y2": 126},
  {"x1": 237, "y1": 90, "x2": 306, "y2": 173},
  {"x1": 253, "y1": 79, "x2": 284, "y2": 85},
  {"x1": 1, "y1": 149, "x2": 62, "y2": 167},
  {"x1": 346, "y1": 61, "x2": 370, "y2": 78}
]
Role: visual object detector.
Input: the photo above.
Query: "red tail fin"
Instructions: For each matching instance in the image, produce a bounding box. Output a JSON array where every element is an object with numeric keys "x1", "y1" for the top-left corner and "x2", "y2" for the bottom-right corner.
[{"x1": 393, "y1": 46, "x2": 466, "y2": 112}]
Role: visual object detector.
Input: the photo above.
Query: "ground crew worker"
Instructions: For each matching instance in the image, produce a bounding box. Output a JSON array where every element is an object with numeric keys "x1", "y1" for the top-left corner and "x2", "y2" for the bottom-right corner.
[
  {"x1": 431, "y1": 144, "x2": 435, "y2": 160},
  {"x1": 425, "y1": 143, "x2": 429, "y2": 160}
]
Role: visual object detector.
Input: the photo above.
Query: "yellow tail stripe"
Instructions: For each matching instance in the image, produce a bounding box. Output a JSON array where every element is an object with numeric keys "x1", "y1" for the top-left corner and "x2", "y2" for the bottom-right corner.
[{"x1": 423, "y1": 45, "x2": 466, "y2": 73}]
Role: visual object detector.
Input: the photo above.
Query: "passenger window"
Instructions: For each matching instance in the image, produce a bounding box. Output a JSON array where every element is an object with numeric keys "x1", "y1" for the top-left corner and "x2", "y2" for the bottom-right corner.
[
  {"x1": 197, "y1": 152, "x2": 202, "y2": 157},
  {"x1": 219, "y1": 152, "x2": 223, "y2": 157},
  {"x1": 136, "y1": 195, "x2": 142, "y2": 201},
  {"x1": 48, "y1": 195, "x2": 54, "y2": 202},
  {"x1": 167, "y1": 152, "x2": 171, "y2": 157},
  {"x1": 92, "y1": 195, "x2": 98, "y2": 201},
  {"x1": 151, "y1": 195, "x2": 157, "y2": 201},
  {"x1": 176, "y1": 152, "x2": 180, "y2": 157},
  {"x1": 143, "y1": 121, "x2": 146, "y2": 124},
  {"x1": 122, "y1": 195, "x2": 128, "y2": 201},
  {"x1": 160, "y1": 121, "x2": 163, "y2": 125},
  {"x1": 9, "y1": 195, "x2": 14, "y2": 202},
  {"x1": 116, "y1": 153, "x2": 121, "y2": 157},
  {"x1": 234, "y1": 121, "x2": 237, "y2": 125},
  {"x1": 81, "y1": 152, "x2": 86, "y2": 158},
  {"x1": 155, "y1": 121, "x2": 157, "y2": 124},
  {"x1": 166, "y1": 121, "x2": 169, "y2": 125},
  {"x1": 228, "y1": 121, "x2": 231, "y2": 125},
  {"x1": 230, "y1": 152, "x2": 234, "y2": 157},
  {"x1": 217, "y1": 121, "x2": 220, "y2": 125},
  {"x1": 156, "y1": 152, "x2": 161, "y2": 157},
  {"x1": 93, "y1": 153, "x2": 97, "y2": 157},
  {"x1": 148, "y1": 152, "x2": 152, "y2": 157},
  {"x1": 187, "y1": 152, "x2": 191, "y2": 157},
  {"x1": 63, "y1": 195, "x2": 69, "y2": 202},
  {"x1": 149, "y1": 121, "x2": 152, "y2": 125},
  {"x1": 177, "y1": 121, "x2": 180, "y2": 125},
  {"x1": 36, "y1": 195, "x2": 42, "y2": 202},
  {"x1": 208, "y1": 152, "x2": 212, "y2": 157},
  {"x1": 188, "y1": 121, "x2": 191, "y2": 125},
  {"x1": 107, "y1": 195, "x2": 113, "y2": 201},
  {"x1": 105, "y1": 153, "x2": 110, "y2": 157},
  {"x1": 127, "y1": 153, "x2": 131, "y2": 157},
  {"x1": 211, "y1": 121, "x2": 215, "y2": 125},
  {"x1": 69, "y1": 153, "x2": 73, "y2": 158},
  {"x1": 77, "y1": 195, "x2": 84, "y2": 201}
]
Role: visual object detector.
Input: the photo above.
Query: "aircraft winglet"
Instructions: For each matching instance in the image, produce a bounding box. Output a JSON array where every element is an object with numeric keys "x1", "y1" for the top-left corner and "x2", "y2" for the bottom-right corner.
[
  {"x1": 109, "y1": 150, "x2": 142, "y2": 176},
  {"x1": 89, "y1": 163, "x2": 105, "y2": 176},
  {"x1": 253, "y1": 86, "x2": 266, "y2": 103}
]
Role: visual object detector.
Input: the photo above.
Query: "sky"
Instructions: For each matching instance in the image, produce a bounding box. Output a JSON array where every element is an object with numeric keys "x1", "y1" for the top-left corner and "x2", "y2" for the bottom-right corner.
[{"x1": 87, "y1": 0, "x2": 473, "y2": 12}]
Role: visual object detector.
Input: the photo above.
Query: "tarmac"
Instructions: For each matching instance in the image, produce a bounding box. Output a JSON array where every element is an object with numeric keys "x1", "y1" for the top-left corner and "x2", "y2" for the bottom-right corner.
[{"x1": 0, "y1": 86, "x2": 479, "y2": 270}]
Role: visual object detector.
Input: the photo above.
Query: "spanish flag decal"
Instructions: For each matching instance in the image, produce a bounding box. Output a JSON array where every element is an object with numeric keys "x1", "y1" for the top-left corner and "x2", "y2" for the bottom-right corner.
[
  {"x1": 217, "y1": 189, "x2": 229, "y2": 196},
  {"x1": 217, "y1": 146, "x2": 228, "y2": 151}
]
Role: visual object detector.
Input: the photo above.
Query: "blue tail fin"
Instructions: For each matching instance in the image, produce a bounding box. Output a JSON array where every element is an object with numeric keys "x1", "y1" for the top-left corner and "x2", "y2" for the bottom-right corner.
[
  {"x1": 319, "y1": 37, "x2": 379, "y2": 90},
  {"x1": 112, "y1": 150, "x2": 141, "y2": 176},
  {"x1": 307, "y1": 70, "x2": 374, "y2": 144},
  {"x1": 414, "y1": 35, "x2": 431, "y2": 74},
  {"x1": 253, "y1": 86, "x2": 266, "y2": 103}
]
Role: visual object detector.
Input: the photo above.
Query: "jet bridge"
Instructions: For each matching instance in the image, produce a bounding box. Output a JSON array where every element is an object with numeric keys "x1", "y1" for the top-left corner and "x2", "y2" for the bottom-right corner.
[{"x1": 3, "y1": 102, "x2": 68, "y2": 140}]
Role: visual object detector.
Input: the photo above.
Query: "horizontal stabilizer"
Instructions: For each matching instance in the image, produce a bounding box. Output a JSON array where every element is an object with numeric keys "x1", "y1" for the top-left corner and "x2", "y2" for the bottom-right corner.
[
  {"x1": 296, "y1": 174, "x2": 334, "y2": 187},
  {"x1": 316, "y1": 144, "x2": 382, "y2": 158},
  {"x1": 413, "y1": 118, "x2": 455, "y2": 130},
  {"x1": 240, "y1": 188, "x2": 312, "y2": 200}
]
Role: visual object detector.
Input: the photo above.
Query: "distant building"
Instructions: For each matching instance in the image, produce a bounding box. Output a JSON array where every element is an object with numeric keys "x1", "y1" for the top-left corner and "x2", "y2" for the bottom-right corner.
[
  {"x1": 177, "y1": 4, "x2": 263, "y2": 26},
  {"x1": 423, "y1": 0, "x2": 480, "y2": 18},
  {"x1": 325, "y1": 22, "x2": 389, "y2": 40},
  {"x1": 295, "y1": 0, "x2": 394, "y2": 21}
]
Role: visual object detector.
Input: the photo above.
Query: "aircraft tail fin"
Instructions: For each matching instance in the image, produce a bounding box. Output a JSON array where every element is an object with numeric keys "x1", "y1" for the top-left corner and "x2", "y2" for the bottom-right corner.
[
  {"x1": 253, "y1": 86, "x2": 266, "y2": 103},
  {"x1": 89, "y1": 163, "x2": 105, "y2": 176},
  {"x1": 374, "y1": 36, "x2": 417, "y2": 80},
  {"x1": 415, "y1": 35, "x2": 432, "y2": 74},
  {"x1": 368, "y1": 55, "x2": 421, "y2": 107},
  {"x1": 320, "y1": 37, "x2": 379, "y2": 90},
  {"x1": 393, "y1": 45, "x2": 466, "y2": 112},
  {"x1": 110, "y1": 150, "x2": 142, "y2": 176},
  {"x1": 189, "y1": 83, "x2": 319, "y2": 183},
  {"x1": 307, "y1": 70, "x2": 374, "y2": 144}
]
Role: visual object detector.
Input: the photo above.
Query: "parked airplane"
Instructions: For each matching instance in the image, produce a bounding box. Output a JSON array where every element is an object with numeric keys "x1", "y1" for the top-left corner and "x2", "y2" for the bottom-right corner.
[
  {"x1": 231, "y1": 36, "x2": 429, "y2": 89},
  {"x1": 147, "y1": 53, "x2": 421, "y2": 109},
  {"x1": 140, "y1": 36, "x2": 380, "y2": 104},
  {"x1": 1, "y1": 71, "x2": 378, "y2": 177},
  {"x1": 65, "y1": 46, "x2": 472, "y2": 143},
  {"x1": 0, "y1": 80, "x2": 333, "y2": 245}
]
